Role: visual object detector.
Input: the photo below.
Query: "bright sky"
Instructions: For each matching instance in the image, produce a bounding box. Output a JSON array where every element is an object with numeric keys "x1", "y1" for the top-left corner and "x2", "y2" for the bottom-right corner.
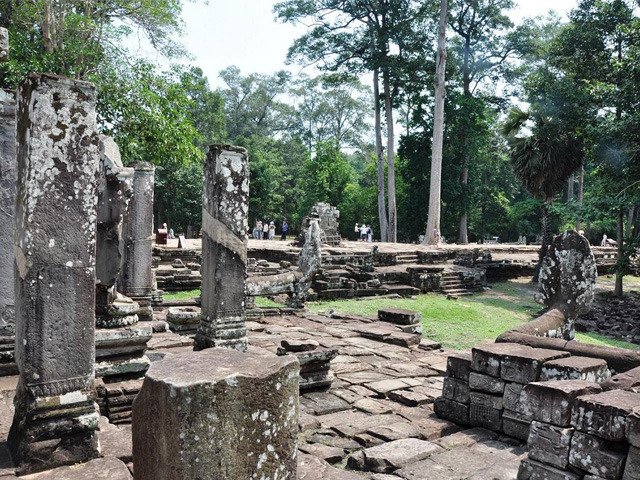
[{"x1": 144, "y1": 0, "x2": 580, "y2": 89}]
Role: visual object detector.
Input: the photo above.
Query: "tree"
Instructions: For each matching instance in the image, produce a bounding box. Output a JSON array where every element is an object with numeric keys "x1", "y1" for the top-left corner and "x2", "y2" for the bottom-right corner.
[
  {"x1": 425, "y1": 0, "x2": 448, "y2": 245},
  {"x1": 502, "y1": 106, "x2": 583, "y2": 281}
]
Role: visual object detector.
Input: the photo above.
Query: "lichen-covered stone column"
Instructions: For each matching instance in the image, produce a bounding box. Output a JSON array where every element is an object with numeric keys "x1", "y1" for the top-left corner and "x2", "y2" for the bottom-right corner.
[
  {"x1": 194, "y1": 145, "x2": 249, "y2": 351},
  {"x1": 8, "y1": 73, "x2": 101, "y2": 474},
  {"x1": 118, "y1": 161, "x2": 155, "y2": 320},
  {"x1": 0, "y1": 28, "x2": 17, "y2": 375}
]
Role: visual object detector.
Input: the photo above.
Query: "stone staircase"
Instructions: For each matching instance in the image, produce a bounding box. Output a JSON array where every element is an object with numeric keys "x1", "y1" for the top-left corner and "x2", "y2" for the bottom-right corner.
[
  {"x1": 395, "y1": 252, "x2": 420, "y2": 265},
  {"x1": 440, "y1": 272, "x2": 474, "y2": 298}
]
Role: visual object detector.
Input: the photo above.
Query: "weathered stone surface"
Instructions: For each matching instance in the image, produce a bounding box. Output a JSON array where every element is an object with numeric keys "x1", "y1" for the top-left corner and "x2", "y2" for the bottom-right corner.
[
  {"x1": 358, "y1": 438, "x2": 443, "y2": 473},
  {"x1": 366, "y1": 421, "x2": 422, "y2": 442},
  {"x1": 628, "y1": 407, "x2": 640, "y2": 447},
  {"x1": 0, "y1": 89, "x2": 15, "y2": 340},
  {"x1": 572, "y1": 389, "x2": 640, "y2": 442},
  {"x1": 470, "y1": 403, "x2": 502, "y2": 432},
  {"x1": 471, "y1": 343, "x2": 530, "y2": 377},
  {"x1": 434, "y1": 397, "x2": 470, "y2": 425},
  {"x1": 19, "y1": 457, "x2": 132, "y2": 480},
  {"x1": 9, "y1": 74, "x2": 101, "y2": 474},
  {"x1": 0, "y1": 28, "x2": 7, "y2": 62},
  {"x1": 447, "y1": 352, "x2": 472, "y2": 381},
  {"x1": 378, "y1": 308, "x2": 422, "y2": 325},
  {"x1": 601, "y1": 366, "x2": 640, "y2": 392},
  {"x1": 297, "y1": 452, "x2": 363, "y2": 480},
  {"x1": 442, "y1": 376, "x2": 470, "y2": 403},
  {"x1": 118, "y1": 162, "x2": 155, "y2": 320},
  {"x1": 503, "y1": 382, "x2": 525, "y2": 412},
  {"x1": 298, "y1": 443, "x2": 345, "y2": 464},
  {"x1": 96, "y1": 416, "x2": 132, "y2": 463},
  {"x1": 528, "y1": 421, "x2": 574, "y2": 468},
  {"x1": 541, "y1": 356, "x2": 610, "y2": 383},
  {"x1": 624, "y1": 446, "x2": 640, "y2": 480},
  {"x1": 517, "y1": 459, "x2": 582, "y2": 480},
  {"x1": 195, "y1": 145, "x2": 249, "y2": 351},
  {"x1": 500, "y1": 348, "x2": 570, "y2": 384},
  {"x1": 470, "y1": 391, "x2": 503, "y2": 410},
  {"x1": 132, "y1": 347, "x2": 299, "y2": 480},
  {"x1": 282, "y1": 338, "x2": 320, "y2": 352},
  {"x1": 165, "y1": 307, "x2": 200, "y2": 333},
  {"x1": 502, "y1": 410, "x2": 530, "y2": 441},
  {"x1": 568, "y1": 431, "x2": 627, "y2": 480},
  {"x1": 469, "y1": 372, "x2": 505, "y2": 394},
  {"x1": 520, "y1": 380, "x2": 602, "y2": 427}
]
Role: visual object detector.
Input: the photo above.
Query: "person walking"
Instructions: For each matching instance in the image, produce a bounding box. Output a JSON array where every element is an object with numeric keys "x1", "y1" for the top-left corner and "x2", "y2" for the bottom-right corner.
[
  {"x1": 255, "y1": 221, "x2": 262, "y2": 240},
  {"x1": 367, "y1": 224, "x2": 373, "y2": 242},
  {"x1": 281, "y1": 220, "x2": 288, "y2": 240},
  {"x1": 268, "y1": 221, "x2": 276, "y2": 240},
  {"x1": 263, "y1": 221, "x2": 269, "y2": 240},
  {"x1": 354, "y1": 223, "x2": 359, "y2": 241},
  {"x1": 360, "y1": 223, "x2": 367, "y2": 241}
]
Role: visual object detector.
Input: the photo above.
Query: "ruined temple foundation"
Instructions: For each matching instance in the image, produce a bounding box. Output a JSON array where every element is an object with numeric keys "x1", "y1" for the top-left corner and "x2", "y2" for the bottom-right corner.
[
  {"x1": 194, "y1": 145, "x2": 249, "y2": 351},
  {"x1": 8, "y1": 73, "x2": 101, "y2": 474},
  {"x1": 132, "y1": 347, "x2": 300, "y2": 480},
  {"x1": 118, "y1": 161, "x2": 156, "y2": 321}
]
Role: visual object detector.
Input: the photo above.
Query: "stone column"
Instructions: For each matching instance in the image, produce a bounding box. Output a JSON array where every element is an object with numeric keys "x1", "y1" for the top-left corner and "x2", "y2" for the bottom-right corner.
[
  {"x1": 132, "y1": 347, "x2": 299, "y2": 480},
  {"x1": 8, "y1": 73, "x2": 101, "y2": 474},
  {"x1": 0, "y1": 29, "x2": 17, "y2": 376},
  {"x1": 118, "y1": 162, "x2": 155, "y2": 320},
  {"x1": 194, "y1": 145, "x2": 249, "y2": 351}
]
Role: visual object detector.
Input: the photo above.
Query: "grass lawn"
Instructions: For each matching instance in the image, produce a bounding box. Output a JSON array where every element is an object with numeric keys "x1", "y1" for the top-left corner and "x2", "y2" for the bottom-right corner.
[{"x1": 163, "y1": 289, "x2": 200, "y2": 301}]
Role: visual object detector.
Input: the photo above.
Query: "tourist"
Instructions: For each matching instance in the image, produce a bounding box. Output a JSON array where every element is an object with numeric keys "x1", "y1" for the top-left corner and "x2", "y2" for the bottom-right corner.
[
  {"x1": 601, "y1": 234, "x2": 608, "y2": 247},
  {"x1": 367, "y1": 224, "x2": 373, "y2": 242},
  {"x1": 354, "y1": 223, "x2": 359, "y2": 241},
  {"x1": 255, "y1": 221, "x2": 262, "y2": 240},
  {"x1": 435, "y1": 229, "x2": 441, "y2": 244},
  {"x1": 263, "y1": 221, "x2": 269, "y2": 240},
  {"x1": 268, "y1": 221, "x2": 276, "y2": 240},
  {"x1": 281, "y1": 220, "x2": 288, "y2": 240},
  {"x1": 360, "y1": 223, "x2": 367, "y2": 241},
  {"x1": 168, "y1": 228, "x2": 174, "y2": 239}
]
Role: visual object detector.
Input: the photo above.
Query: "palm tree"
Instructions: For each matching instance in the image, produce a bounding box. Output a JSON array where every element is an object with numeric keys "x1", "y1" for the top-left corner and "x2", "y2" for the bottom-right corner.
[{"x1": 501, "y1": 106, "x2": 583, "y2": 282}]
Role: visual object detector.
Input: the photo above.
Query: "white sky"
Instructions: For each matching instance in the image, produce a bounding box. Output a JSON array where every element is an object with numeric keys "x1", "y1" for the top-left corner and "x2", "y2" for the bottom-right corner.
[{"x1": 142, "y1": 0, "x2": 579, "y2": 89}]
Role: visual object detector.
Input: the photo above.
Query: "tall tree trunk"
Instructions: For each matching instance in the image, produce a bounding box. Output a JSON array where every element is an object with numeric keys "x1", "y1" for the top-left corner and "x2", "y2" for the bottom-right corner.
[
  {"x1": 567, "y1": 173, "x2": 574, "y2": 202},
  {"x1": 626, "y1": 206, "x2": 635, "y2": 239},
  {"x1": 614, "y1": 206, "x2": 624, "y2": 298},
  {"x1": 458, "y1": 35, "x2": 471, "y2": 245},
  {"x1": 42, "y1": 0, "x2": 55, "y2": 54},
  {"x1": 576, "y1": 166, "x2": 584, "y2": 231},
  {"x1": 424, "y1": 0, "x2": 448, "y2": 246},
  {"x1": 534, "y1": 203, "x2": 552, "y2": 283},
  {"x1": 458, "y1": 164, "x2": 468, "y2": 243},
  {"x1": 369, "y1": 22, "x2": 388, "y2": 243},
  {"x1": 382, "y1": 68, "x2": 397, "y2": 243}
]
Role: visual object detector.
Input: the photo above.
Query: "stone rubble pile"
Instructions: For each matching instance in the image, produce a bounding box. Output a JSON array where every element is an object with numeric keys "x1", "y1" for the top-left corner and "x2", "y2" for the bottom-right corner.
[{"x1": 277, "y1": 338, "x2": 338, "y2": 390}]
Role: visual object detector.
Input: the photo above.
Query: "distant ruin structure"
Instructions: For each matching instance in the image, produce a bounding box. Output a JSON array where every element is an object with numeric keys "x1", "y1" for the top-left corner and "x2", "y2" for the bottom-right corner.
[{"x1": 296, "y1": 202, "x2": 341, "y2": 246}]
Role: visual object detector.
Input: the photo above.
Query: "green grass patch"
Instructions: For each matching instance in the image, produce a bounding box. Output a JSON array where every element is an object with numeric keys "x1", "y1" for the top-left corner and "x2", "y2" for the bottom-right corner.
[
  {"x1": 163, "y1": 289, "x2": 200, "y2": 301},
  {"x1": 255, "y1": 297, "x2": 285, "y2": 308},
  {"x1": 574, "y1": 332, "x2": 638, "y2": 350}
]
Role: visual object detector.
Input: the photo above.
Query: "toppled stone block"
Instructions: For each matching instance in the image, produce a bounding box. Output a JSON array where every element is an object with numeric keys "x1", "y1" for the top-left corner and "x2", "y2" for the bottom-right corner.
[
  {"x1": 568, "y1": 431, "x2": 627, "y2": 480},
  {"x1": 502, "y1": 409, "x2": 531, "y2": 441},
  {"x1": 471, "y1": 343, "x2": 531, "y2": 377},
  {"x1": 624, "y1": 446, "x2": 640, "y2": 480},
  {"x1": 434, "y1": 396, "x2": 470, "y2": 426},
  {"x1": 501, "y1": 348, "x2": 570, "y2": 384},
  {"x1": 541, "y1": 356, "x2": 610, "y2": 383},
  {"x1": 528, "y1": 421, "x2": 574, "y2": 469},
  {"x1": 518, "y1": 458, "x2": 582, "y2": 480},
  {"x1": 503, "y1": 382, "x2": 525, "y2": 412},
  {"x1": 520, "y1": 380, "x2": 602, "y2": 427},
  {"x1": 447, "y1": 352, "x2": 472, "y2": 381},
  {"x1": 278, "y1": 345, "x2": 337, "y2": 390},
  {"x1": 166, "y1": 306, "x2": 200, "y2": 334},
  {"x1": 601, "y1": 366, "x2": 640, "y2": 392},
  {"x1": 357, "y1": 438, "x2": 443, "y2": 473},
  {"x1": 442, "y1": 377, "x2": 470, "y2": 403},
  {"x1": 469, "y1": 372, "x2": 505, "y2": 394},
  {"x1": 378, "y1": 308, "x2": 422, "y2": 325},
  {"x1": 132, "y1": 347, "x2": 299, "y2": 480},
  {"x1": 571, "y1": 389, "x2": 640, "y2": 442}
]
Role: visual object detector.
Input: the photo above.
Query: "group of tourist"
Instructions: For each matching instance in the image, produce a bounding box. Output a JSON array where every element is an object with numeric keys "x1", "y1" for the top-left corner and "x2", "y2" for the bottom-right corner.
[
  {"x1": 354, "y1": 223, "x2": 374, "y2": 242},
  {"x1": 253, "y1": 220, "x2": 288, "y2": 241}
]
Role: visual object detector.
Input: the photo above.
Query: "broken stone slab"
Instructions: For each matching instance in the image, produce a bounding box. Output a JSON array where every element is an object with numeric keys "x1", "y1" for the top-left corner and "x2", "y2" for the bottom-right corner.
[
  {"x1": 541, "y1": 356, "x2": 610, "y2": 383},
  {"x1": 432, "y1": 427, "x2": 499, "y2": 450},
  {"x1": 18, "y1": 457, "x2": 132, "y2": 480},
  {"x1": 469, "y1": 372, "x2": 505, "y2": 394},
  {"x1": 571, "y1": 389, "x2": 640, "y2": 442},
  {"x1": 447, "y1": 351, "x2": 472, "y2": 381},
  {"x1": 297, "y1": 452, "x2": 364, "y2": 480},
  {"x1": 353, "y1": 397, "x2": 393, "y2": 415},
  {"x1": 624, "y1": 446, "x2": 640, "y2": 480},
  {"x1": 520, "y1": 380, "x2": 602, "y2": 427},
  {"x1": 366, "y1": 421, "x2": 422, "y2": 442},
  {"x1": 500, "y1": 348, "x2": 570, "y2": 384},
  {"x1": 95, "y1": 356, "x2": 150, "y2": 378},
  {"x1": 628, "y1": 407, "x2": 640, "y2": 447},
  {"x1": 418, "y1": 338, "x2": 441, "y2": 351},
  {"x1": 601, "y1": 366, "x2": 640, "y2": 392},
  {"x1": 442, "y1": 377, "x2": 470, "y2": 403},
  {"x1": 298, "y1": 443, "x2": 345, "y2": 464},
  {"x1": 471, "y1": 343, "x2": 532, "y2": 378},
  {"x1": 528, "y1": 421, "x2": 574, "y2": 469},
  {"x1": 568, "y1": 431, "x2": 627, "y2": 480},
  {"x1": 434, "y1": 397, "x2": 470, "y2": 426},
  {"x1": 365, "y1": 379, "x2": 413, "y2": 397},
  {"x1": 388, "y1": 388, "x2": 434, "y2": 407},
  {"x1": 517, "y1": 458, "x2": 582, "y2": 480},
  {"x1": 132, "y1": 347, "x2": 299, "y2": 480},
  {"x1": 281, "y1": 338, "x2": 320, "y2": 352},
  {"x1": 97, "y1": 416, "x2": 132, "y2": 463},
  {"x1": 357, "y1": 438, "x2": 443, "y2": 473},
  {"x1": 378, "y1": 308, "x2": 422, "y2": 325},
  {"x1": 502, "y1": 410, "x2": 531, "y2": 441}
]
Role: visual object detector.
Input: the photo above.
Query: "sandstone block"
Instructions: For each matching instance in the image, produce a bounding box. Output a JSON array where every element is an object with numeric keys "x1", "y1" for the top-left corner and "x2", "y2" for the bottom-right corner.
[
  {"x1": 541, "y1": 356, "x2": 610, "y2": 383},
  {"x1": 378, "y1": 308, "x2": 422, "y2": 325},
  {"x1": 528, "y1": 421, "x2": 574, "y2": 469},
  {"x1": 20, "y1": 457, "x2": 132, "y2": 480},
  {"x1": 571, "y1": 390, "x2": 640, "y2": 442},
  {"x1": 434, "y1": 397, "x2": 470, "y2": 426},
  {"x1": 628, "y1": 407, "x2": 640, "y2": 447},
  {"x1": 469, "y1": 372, "x2": 505, "y2": 394},
  {"x1": 568, "y1": 431, "x2": 627, "y2": 480},
  {"x1": 359, "y1": 438, "x2": 443, "y2": 473},
  {"x1": 502, "y1": 409, "x2": 531, "y2": 441},
  {"x1": 471, "y1": 343, "x2": 531, "y2": 377},
  {"x1": 517, "y1": 459, "x2": 582, "y2": 480},
  {"x1": 470, "y1": 391, "x2": 503, "y2": 410},
  {"x1": 132, "y1": 347, "x2": 299, "y2": 480},
  {"x1": 624, "y1": 446, "x2": 640, "y2": 480},
  {"x1": 500, "y1": 348, "x2": 570, "y2": 384},
  {"x1": 442, "y1": 377, "x2": 470, "y2": 403},
  {"x1": 503, "y1": 382, "x2": 525, "y2": 412},
  {"x1": 601, "y1": 366, "x2": 640, "y2": 392},
  {"x1": 447, "y1": 352, "x2": 472, "y2": 381},
  {"x1": 520, "y1": 380, "x2": 602, "y2": 427}
]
